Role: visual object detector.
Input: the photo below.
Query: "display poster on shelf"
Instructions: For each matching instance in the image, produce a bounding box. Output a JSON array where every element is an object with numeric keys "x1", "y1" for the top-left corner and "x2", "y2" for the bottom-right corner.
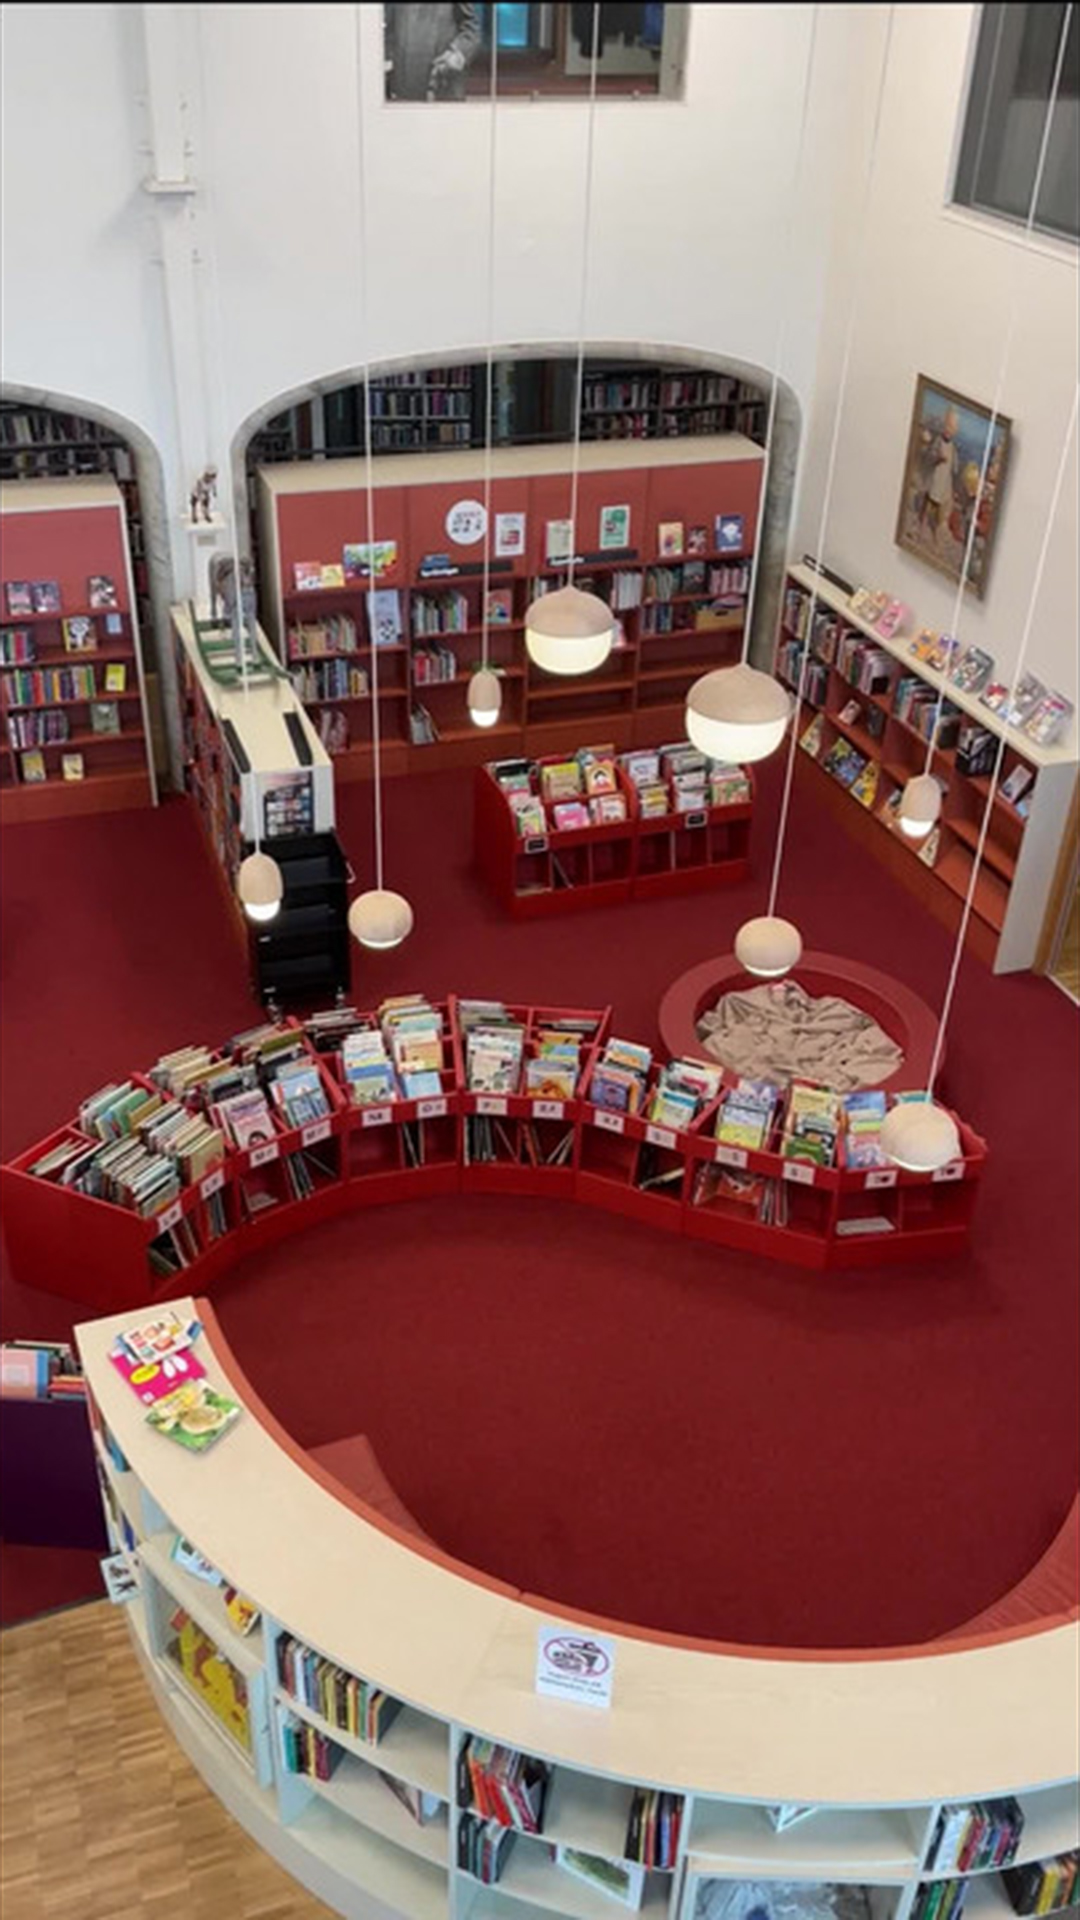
[
  {"x1": 536, "y1": 1626, "x2": 615, "y2": 1709},
  {"x1": 445, "y1": 499, "x2": 487, "y2": 546}
]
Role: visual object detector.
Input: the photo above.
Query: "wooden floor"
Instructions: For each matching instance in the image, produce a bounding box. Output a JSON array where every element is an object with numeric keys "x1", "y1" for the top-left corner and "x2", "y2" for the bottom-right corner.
[{"x1": 1, "y1": 1600, "x2": 335, "y2": 1920}]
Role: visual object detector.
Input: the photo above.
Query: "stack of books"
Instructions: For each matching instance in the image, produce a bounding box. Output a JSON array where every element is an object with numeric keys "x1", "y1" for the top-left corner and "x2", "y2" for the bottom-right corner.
[
  {"x1": 647, "y1": 1058, "x2": 721, "y2": 1131},
  {"x1": 927, "y1": 1800, "x2": 1027, "y2": 1874},
  {"x1": 523, "y1": 1029, "x2": 584, "y2": 1101},
  {"x1": 623, "y1": 1788, "x2": 683, "y2": 1868},
  {"x1": 588, "y1": 1037, "x2": 653, "y2": 1115},
  {"x1": 781, "y1": 1083, "x2": 841, "y2": 1167},
  {"x1": 1001, "y1": 1852, "x2": 1078, "y2": 1915},
  {"x1": 457, "y1": 1736, "x2": 551, "y2": 1832},
  {"x1": 457, "y1": 1814, "x2": 517, "y2": 1884},
  {"x1": 341, "y1": 1029, "x2": 398, "y2": 1107},
  {"x1": 379, "y1": 996, "x2": 445, "y2": 1100},
  {"x1": 276, "y1": 1635, "x2": 403, "y2": 1745},
  {"x1": 266, "y1": 1057, "x2": 331, "y2": 1129},
  {"x1": 840, "y1": 1089, "x2": 888, "y2": 1168},
  {"x1": 715, "y1": 1078, "x2": 780, "y2": 1151},
  {"x1": 212, "y1": 1087, "x2": 276, "y2": 1153},
  {"x1": 280, "y1": 1712, "x2": 344, "y2": 1782},
  {"x1": 1, "y1": 1339, "x2": 86, "y2": 1401}
]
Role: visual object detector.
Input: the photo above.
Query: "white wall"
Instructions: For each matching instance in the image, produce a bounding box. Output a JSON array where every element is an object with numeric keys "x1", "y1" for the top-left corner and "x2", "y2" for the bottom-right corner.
[
  {"x1": 792, "y1": 4, "x2": 1079, "y2": 721},
  {"x1": 1, "y1": 3, "x2": 1076, "y2": 720}
]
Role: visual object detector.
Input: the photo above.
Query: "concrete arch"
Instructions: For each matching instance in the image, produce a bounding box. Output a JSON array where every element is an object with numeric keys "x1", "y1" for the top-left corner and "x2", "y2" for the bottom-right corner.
[
  {"x1": 1, "y1": 381, "x2": 183, "y2": 784},
  {"x1": 233, "y1": 343, "x2": 801, "y2": 668}
]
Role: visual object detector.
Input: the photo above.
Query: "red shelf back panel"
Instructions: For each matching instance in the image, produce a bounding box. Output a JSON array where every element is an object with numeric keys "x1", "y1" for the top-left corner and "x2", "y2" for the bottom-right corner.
[
  {"x1": 2, "y1": 505, "x2": 130, "y2": 617},
  {"x1": 276, "y1": 486, "x2": 409, "y2": 598},
  {"x1": 645, "y1": 460, "x2": 763, "y2": 560}
]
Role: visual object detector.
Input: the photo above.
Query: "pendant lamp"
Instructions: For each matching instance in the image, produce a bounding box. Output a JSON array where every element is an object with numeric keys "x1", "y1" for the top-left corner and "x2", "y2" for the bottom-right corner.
[
  {"x1": 897, "y1": 771, "x2": 942, "y2": 840},
  {"x1": 238, "y1": 849, "x2": 283, "y2": 923},
  {"x1": 734, "y1": 915, "x2": 803, "y2": 980},
  {"x1": 348, "y1": 888, "x2": 414, "y2": 951},
  {"x1": 524, "y1": 9, "x2": 613, "y2": 678},
  {"x1": 469, "y1": 31, "x2": 503, "y2": 732},
  {"x1": 467, "y1": 666, "x2": 502, "y2": 727},
  {"x1": 879, "y1": 1100, "x2": 960, "y2": 1173},
  {"x1": 686, "y1": 662, "x2": 792, "y2": 765}
]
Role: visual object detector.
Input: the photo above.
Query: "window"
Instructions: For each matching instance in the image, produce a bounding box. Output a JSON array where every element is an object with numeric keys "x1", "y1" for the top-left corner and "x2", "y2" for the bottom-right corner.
[
  {"x1": 382, "y1": 4, "x2": 686, "y2": 102},
  {"x1": 953, "y1": 4, "x2": 1079, "y2": 242}
]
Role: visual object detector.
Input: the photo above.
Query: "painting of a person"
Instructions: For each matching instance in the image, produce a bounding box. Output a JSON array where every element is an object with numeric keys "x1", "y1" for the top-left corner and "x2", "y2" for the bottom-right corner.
[
  {"x1": 384, "y1": 3, "x2": 481, "y2": 100},
  {"x1": 919, "y1": 405, "x2": 958, "y2": 545}
]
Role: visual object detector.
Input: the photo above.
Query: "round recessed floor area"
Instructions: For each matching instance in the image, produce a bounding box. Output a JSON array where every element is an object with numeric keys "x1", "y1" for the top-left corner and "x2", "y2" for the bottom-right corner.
[{"x1": 211, "y1": 1189, "x2": 1075, "y2": 1651}]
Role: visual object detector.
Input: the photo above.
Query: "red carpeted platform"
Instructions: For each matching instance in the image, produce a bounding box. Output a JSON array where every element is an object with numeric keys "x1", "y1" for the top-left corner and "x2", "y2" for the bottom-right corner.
[{"x1": 1, "y1": 756, "x2": 1077, "y2": 1643}]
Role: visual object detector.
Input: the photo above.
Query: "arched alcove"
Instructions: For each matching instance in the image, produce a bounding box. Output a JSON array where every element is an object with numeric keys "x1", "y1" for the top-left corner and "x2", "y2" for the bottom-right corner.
[{"x1": 233, "y1": 344, "x2": 801, "y2": 671}]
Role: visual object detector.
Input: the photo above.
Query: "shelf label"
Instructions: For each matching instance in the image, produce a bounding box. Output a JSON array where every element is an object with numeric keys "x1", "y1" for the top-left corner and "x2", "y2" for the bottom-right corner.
[
  {"x1": 594, "y1": 1110, "x2": 624, "y2": 1134},
  {"x1": 477, "y1": 1095, "x2": 508, "y2": 1116},
  {"x1": 248, "y1": 1141, "x2": 279, "y2": 1168},
  {"x1": 417, "y1": 1097, "x2": 447, "y2": 1120},
  {"x1": 523, "y1": 835, "x2": 549, "y2": 855},
  {"x1": 301, "y1": 1119, "x2": 331, "y2": 1147},
  {"x1": 199, "y1": 1167, "x2": 225, "y2": 1201},
  {"x1": 864, "y1": 1168, "x2": 897, "y2": 1190},
  {"x1": 715, "y1": 1144, "x2": 748, "y2": 1169},
  {"x1": 782, "y1": 1160, "x2": 816, "y2": 1186},
  {"x1": 646, "y1": 1125, "x2": 676, "y2": 1151},
  {"x1": 534, "y1": 1100, "x2": 564, "y2": 1121},
  {"x1": 361, "y1": 1107, "x2": 393, "y2": 1129},
  {"x1": 156, "y1": 1200, "x2": 183, "y2": 1234},
  {"x1": 536, "y1": 1625, "x2": 615, "y2": 1710},
  {"x1": 931, "y1": 1161, "x2": 965, "y2": 1183},
  {"x1": 683, "y1": 810, "x2": 708, "y2": 830}
]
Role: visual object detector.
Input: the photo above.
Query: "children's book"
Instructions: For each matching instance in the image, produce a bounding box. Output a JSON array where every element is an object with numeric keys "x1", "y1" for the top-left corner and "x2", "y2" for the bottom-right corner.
[
  {"x1": 850, "y1": 760, "x2": 879, "y2": 809},
  {"x1": 367, "y1": 589, "x2": 402, "y2": 646},
  {"x1": 20, "y1": 749, "x2": 46, "y2": 783},
  {"x1": 109, "y1": 1341, "x2": 207, "y2": 1406},
  {"x1": 171, "y1": 1535, "x2": 223, "y2": 1584},
  {"x1": 116, "y1": 1311, "x2": 197, "y2": 1366},
  {"x1": 979, "y1": 681, "x2": 1010, "y2": 717},
  {"x1": 145, "y1": 1381, "x2": 241, "y2": 1453},
  {"x1": 293, "y1": 561, "x2": 324, "y2": 591},
  {"x1": 1022, "y1": 689, "x2": 1073, "y2": 748},
  {"x1": 4, "y1": 581, "x2": 34, "y2": 617},
  {"x1": 320, "y1": 563, "x2": 345, "y2": 589},
  {"x1": 949, "y1": 645, "x2": 994, "y2": 695},
  {"x1": 714, "y1": 514, "x2": 744, "y2": 552},
  {"x1": 545, "y1": 520, "x2": 574, "y2": 565},
  {"x1": 31, "y1": 580, "x2": 61, "y2": 613},
  {"x1": 686, "y1": 525, "x2": 709, "y2": 554},
  {"x1": 90, "y1": 701, "x2": 121, "y2": 734},
  {"x1": 63, "y1": 615, "x2": 97, "y2": 652},
  {"x1": 222, "y1": 1586, "x2": 261, "y2": 1635},
  {"x1": 88, "y1": 574, "x2": 119, "y2": 609},
  {"x1": 657, "y1": 521, "x2": 684, "y2": 558},
  {"x1": 1000, "y1": 761, "x2": 1035, "y2": 806},
  {"x1": 100, "y1": 1553, "x2": 139, "y2": 1605},
  {"x1": 104, "y1": 662, "x2": 127, "y2": 693},
  {"x1": 875, "y1": 599, "x2": 909, "y2": 640},
  {"x1": 799, "y1": 713, "x2": 825, "y2": 759}
]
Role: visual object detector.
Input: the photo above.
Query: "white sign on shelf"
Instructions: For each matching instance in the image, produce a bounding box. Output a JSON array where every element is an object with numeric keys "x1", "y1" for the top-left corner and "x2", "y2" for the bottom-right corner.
[
  {"x1": 864, "y1": 1168, "x2": 897, "y2": 1190},
  {"x1": 932, "y1": 1161, "x2": 965, "y2": 1183},
  {"x1": 782, "y1": 1159, "x2": 815, "y2": 1186},
  {"x1": 200, "y1": 1167, "x2": 225, "y2": 1201},
  {"x1": 477, "y1": 1095, "x2": 508, "y2": 1116},
  {"x1": 417, "y1": 1097, "x2": 447, "y2": 1120},
  {"x1": 646, "y1": 1125, "x2": 676, "y2": 1151},
  {"x1": 534, "y1": 1100, "x2": 564, "y2": 1121},
  {"x1": 715, "y1": 1144, "x2": 748, "y2": 1169},
  {"x1": 248, "y1": 1141, "x2": 279, "y2": 1168},
  {"x1": 156, "y1": 1200, "x2": 183, "y2": 1234},
  {"x1": 302, "y1": 1119, "x2": 331, "y2": 1147},
  {"x1": 361, "y1": 1107, "x2": 393, "y2": 1129},
  {"x1": 594, "y1": 1110, "x2": 624, "y2": 1134},
  {"x1": 445, "y1": 498, "x2": 487, "y2": 546},
  {"x1": 536, "y1": 1626, "x2": 615, "y2": 1709}
]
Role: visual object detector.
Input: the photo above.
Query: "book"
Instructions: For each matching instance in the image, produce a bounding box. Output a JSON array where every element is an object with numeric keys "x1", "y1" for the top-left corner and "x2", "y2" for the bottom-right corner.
[
  {"x1": 63, "y1": 615, "x2": 96, "y2": 652},
  {"x1": 714, "y1": 513, "x2": 744, "y2": 552},
  {"x1": 545, "y1": 519, "x2": 573, "y2": 565},
  {"x1": 555, "y1": 1848, "x2": 645, "y2": 1910},
  {"x1": 222, "y1": 1586, "x2": 261, "y2": 1635},
  {"x1": 1023, "y1": 687, "x2": 1073, "y2": 747},
  {"x1": 31, "y1": 580, "x2": 61, "y2": 613},
  {"x1": 799, "y1": 713, "x2": 824, "y2": 758},
  {"x1": 850, "y1": 759, "x2": 879, "y2": 808},
  {"x1": 949, "y1": 645, "x2": 995, "y2": 695},
  {"x1": 293, "y1": 561, "x2": 325, "y2": 591},
  {"x1": 20, "y1": 749, "x2": 46, "y2": 783},
  {"x1": 60, "y1": 751, "x2": 83, "y2": 780},
  {"x1": 1000, "y1": 761, "x2": 1034, "y2": 806},
  {"x1": 367, "y1": 589, "x2": 402, "y2": 646},
  {"x1": 1005, "y1": 672, "x2": 1046, "y2": 731},
  {"x1": 657, "y1": 521, "x2": 684, "y2": 558},
  {"x1": 171, "y1": 1535, "x2": 223, "y2": 1584},
  {"x1": 145, "y1": 1380, "x2": 241, "y2": 1453},
  {"x1": 88, "y1": 574, "x2": 119, "y2": 609},
  {"x1": 4, "y1": 580, "x2": 34, "y2": 617},
  {"x1": 104, "y1": 662, "x2": 127, "y2": 693},
  {"x1": 90, "y1": 700, "x2": 121, "y2": 734},
  {"x1": 686, "y1": 525, "x2": 709, "y2": 554},
  {"x1": 100, "y1": 1552, "x2": 139, "y2": 1604},
  {"x1": 875, "y1": 598, "x2": 909, "y2": 639},
  {"x1": 380, "y1": 1771, "x2": 443, "y2": 1826}
]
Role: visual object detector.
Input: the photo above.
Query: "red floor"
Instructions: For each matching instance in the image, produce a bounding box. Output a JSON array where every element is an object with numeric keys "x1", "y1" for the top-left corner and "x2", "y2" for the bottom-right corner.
[{"x1": 2, "y1": 754, "x2": 1078, "y2": 1643}]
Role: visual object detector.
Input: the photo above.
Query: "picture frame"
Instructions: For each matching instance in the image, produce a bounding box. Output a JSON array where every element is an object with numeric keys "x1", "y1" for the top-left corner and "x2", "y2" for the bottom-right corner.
[{"x1": 894, "y1": 375, "x2": 1011, "y2": 600}]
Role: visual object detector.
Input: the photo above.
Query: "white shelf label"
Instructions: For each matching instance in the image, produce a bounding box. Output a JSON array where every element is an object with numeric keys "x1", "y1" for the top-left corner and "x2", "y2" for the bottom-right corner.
[
  {"x1": 417, "y1": 1097, "x2": 447, "y2": 1120},
  {"x1": 534, "y1": 1100, "x2": 564, "y2": 1121},
  {"x1": 715, "y1": 1144, "x2": 748, "y2": 1169},
  {"x1": 199, "y1": 1167, "x2": 225, "y2": 1200},
  {"x1": 156, "y1": 1200, "x2": 183, "y2": 1234},
  {"x1": 248, "y1": 1141, "x2": 279, "y2": 1168},
  {"x1": 783, "y1": 1160, "x2": 816, "y2": 1186},
  {"x1": 301, "y1": 1119, "x2": 331, "y2": 1147},
  {"x1": 931, "y1": 1161, "x2": 965, "y2": 1183},
  {"x1": 864, "y1": 1168, "x2": 897, "y2": 1190},
  {"x1": 646, "y1": 1125, "x2": 676, "y2": 1151},
  {"x1": 594, "y1": 1110, "x2": 624, "y2": 1134},
  {"x1": 361, "y1": 1107, "x2": 393, "y2": 1129},
  {"x1": 536, "y1": 1625, "x2": 615, "y2": 1710},
  {"x1": 477, "y1": 1095, "x2": 508, "y2": 1116}
]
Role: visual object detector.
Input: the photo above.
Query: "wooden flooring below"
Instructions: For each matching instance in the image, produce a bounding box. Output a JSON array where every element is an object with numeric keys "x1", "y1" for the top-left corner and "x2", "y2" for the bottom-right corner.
[{"x1": 0, "y1": 1599, "x2": 334, "y2": 1920}]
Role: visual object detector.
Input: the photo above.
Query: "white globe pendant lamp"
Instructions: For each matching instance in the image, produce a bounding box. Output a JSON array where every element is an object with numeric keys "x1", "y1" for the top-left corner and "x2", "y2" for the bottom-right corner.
[
  {"x1": 467, "y1": 667, "x2": 502, "y2": 728},
  {"x1": 348, "y1": 888, "x2": 414, "y2": 952},
  {"x1": 897, "y1": 771, "x2": 941, "y2": 840},
  {"x1": 524, "y1": 584, "x2": 614, "y2": 676},
  {"x1": 685, "y1": 662, "x2": 792, "y2": 765},
  {"x1": 237, "y1": 849, "x2": 283, "y2": 924},
  {"x1": 880, "y1": 1100, "x2": 960, "y2": 1173},
  {"x1": 735, "y1": 915, "x2": 803, "y2": 980}
]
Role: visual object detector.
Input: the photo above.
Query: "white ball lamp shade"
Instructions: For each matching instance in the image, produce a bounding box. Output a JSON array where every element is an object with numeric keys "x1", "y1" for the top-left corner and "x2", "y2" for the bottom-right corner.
[
  {"x1": 237, "y1": 850, "x2": 284, "y2": 923},
  {"x1": 734, "y1": 915, "x2": 803, "y2": 980},
  {"x1": 685, "y1": 663, "x2": 791, "y2": 765},
  {"x1": 897, "y1": 772, "x2": 942, "y2": 840},
  {"x1": 467, "y1": 667, "x2": 502, "y2": 729},
  {"x1": 880, "y1": 1100, "x2": 961, "y2": 1173},
  {"x1": 348, "y1": 888, "x2": 414, "y2": 951},
  {"x1": 524, "y1": 585, "x2": 614, "y2": 676}
]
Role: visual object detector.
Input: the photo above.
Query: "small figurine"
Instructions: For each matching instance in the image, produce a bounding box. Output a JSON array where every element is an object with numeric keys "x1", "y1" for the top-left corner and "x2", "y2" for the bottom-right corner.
[{"x1": 189, "y1": 466, "x2": 218, "y2": 524}]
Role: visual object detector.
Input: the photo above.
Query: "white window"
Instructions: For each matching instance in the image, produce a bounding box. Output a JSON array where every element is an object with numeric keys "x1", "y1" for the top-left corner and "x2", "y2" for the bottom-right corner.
[{"x1": 953, "y1": 3, "x2": 1078, "y2": 243}]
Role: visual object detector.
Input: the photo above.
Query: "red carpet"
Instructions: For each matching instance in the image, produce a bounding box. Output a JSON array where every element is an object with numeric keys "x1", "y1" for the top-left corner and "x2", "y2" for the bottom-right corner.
[{"x1": 2, "y1": 756, "x2": 1077, "y2": 1644}]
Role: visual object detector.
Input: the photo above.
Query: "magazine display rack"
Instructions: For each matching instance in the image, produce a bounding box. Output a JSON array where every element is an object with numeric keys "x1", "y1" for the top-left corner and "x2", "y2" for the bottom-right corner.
[
  {"x1": 0, "y1": 475, "x2": 158, "y2": 822},
  {"x1": 75, "y1": 1297, "x2": 1078, "y2": 1920},
  {"x1": 473, "y1": 752, "x2": 754, "y2": 917},
  {"x1": 775, "y1": 565, "x2": 1078, "y2": 973},
  {"x1": 254, "y1": 436, "x2": 763, "y2": 778},
  {"x1": 0, "y1": 994, "x2": 988, "y2": 1315}
]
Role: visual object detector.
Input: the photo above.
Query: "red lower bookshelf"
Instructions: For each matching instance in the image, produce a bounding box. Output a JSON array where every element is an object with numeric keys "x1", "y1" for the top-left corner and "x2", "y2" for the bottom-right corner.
[{"x1": 0, "y1": 993, "x2": 987, "y2": 1311}]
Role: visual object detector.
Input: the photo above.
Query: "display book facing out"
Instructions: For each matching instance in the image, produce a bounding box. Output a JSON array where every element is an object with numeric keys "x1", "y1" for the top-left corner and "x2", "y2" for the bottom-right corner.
[
  {"x1": 76, "y1": 1299, "x2": 1079, "y2": 1920},
  {"x1": 774, "y1": 565, "x2": 1078, "y2": 975},
  {"x1": 254, "y1": 436, "x2": 763, "y2": 778},
  {"x1": 0, "y1": 994, "x2": 989, "y2": 1317},
  {"x1": 473, "y1": 741, "x2": 754, "y2": 916},
  {"x1": 0, "y1": 475, "x2": 157, "y2": 822}
]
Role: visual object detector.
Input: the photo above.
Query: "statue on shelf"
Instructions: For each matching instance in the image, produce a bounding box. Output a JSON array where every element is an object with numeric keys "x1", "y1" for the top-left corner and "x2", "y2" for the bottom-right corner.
[{"x1": 189, "y1": 466, "x2": 218, "y2": 524}]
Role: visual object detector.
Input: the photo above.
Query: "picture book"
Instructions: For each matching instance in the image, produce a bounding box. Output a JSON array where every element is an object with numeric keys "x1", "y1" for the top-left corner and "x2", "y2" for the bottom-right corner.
[
  {"x1": 115, "y1": 1310, "x2": 198, "y2": 1366},
  {"x1": 214, "y1": 1088, "x2": 276, "y2": 1151},
  {"x1": 1022, "y1": 688, "x2": 1073, "y2": 748},
  {"x1": 320, "y1": 563, "x2": 345, "y2": 589},
  {"x1": 979, "y1": 680, "x2": 1010, "y2": 716},
  {"x1": 31, "y1": 580, "x2": 61, "y2": 614},
  {"x1": 949, "y1": 645, "x2": 995, "y2": 696},
  {"x1": 599, "y1": 504, "x2": 630, "y2": 550},
  {"x1": 222, "y1": 1586, "x2": 261, "y2": 1635},
  {"x1": 20, "y1": 749, "x2": 46, "y2": 783},
  {"x1": 799, "y1": 713, "x2": 825, "y2": 759},
  {"x1": 589, "y1": 792, "x2": 627, "y2": 824},
  {"x1": 4, "y1": 581, "x2": 33, "y2": 617},
  {"x1": 145, "y1": 1380, "x2": 241, "y2": 1454},
  {"x1": 88, "y1": 574, "x2": 119, "y2": 610},
  {"x1": 1000, "y1": 761, "x2": 1035, "y2": 807},
  {"x1": 485, "y1": 587, "x2": 513, "y2": 624},
  {"x1": 917, "y1": 825, "x2": 941, "y2": 868},
  {"x1": 524, "y1": 1057, "x2": 578, "y2": 1101},
  {"x1": 109, "y1": 1340, "x2": 207, "y2": 1405},
  {"x1": 927, "y1": 632, "x2": 960, "y2": 675},
  {"x1": 171, "y1": 1535, "x2": 223, "y2": 1584},
  {"x1": 657, "y1": 521, "x2": 684, "y2": 558},
  {"x1": 367, "y1": 588, "x2": 402, "y2": 647},
  {"x1": 714, "y1": 514, "x2": 744, "y2": 553},
  {"x1": 90, "y1": 700, "x2": 121, "y2": 734},
  {"x1": 1005, "y1": 671, "x2": 1047, "y2": 730},
  {"x1": 556, "y1": 1848, "x2": 645, "y2": 1911},
  {"x1": 875, "y1": 598, "x2": 909, "y2": 640},
  {"x1": 545, "y1": 519, "x2": 574, "y2": 565},
  {"x1": 850, "y1": 587, "x2": 889, "y2": 625},
  {"x1": 552, "y1": 800, "x2": 591, "y2": 831},
  {"x1": 104, "y1": 661, "x2": 127, "y2": 692},
  {"x1": 293, "y1": 561, "x2": 325, "y2": 591},
  {"x1": 343, "y1": 540, "x2": 397, "y2": 582},
  {"x1": 104, "y1": 612, "x2": 124, "y2": 637},
  {"x1": 63, "y1": 615, "x2": 96, "y2": 652},
  {"x1": 100, "y1": 1552, "x2": 139, "y2": 1605},
  {"x1": 908, "y1": 627, "x2": 939, "y2": 663},
  {"x1": 686, "y1": 525, "x2": 709, "y2": 554},
  {"x1": 495, "y1": 512, "x2": 526, "y2": 557},
  {"x1": 61, "y1": 753, "x2": 85, "y2": 782},
  {"x1": 850, "y1": 760, "x2": 879, "y2": 808}
]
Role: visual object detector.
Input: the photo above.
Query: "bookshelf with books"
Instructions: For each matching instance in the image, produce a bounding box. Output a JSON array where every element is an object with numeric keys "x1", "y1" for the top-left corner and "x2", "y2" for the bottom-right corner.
[
  {"x1": 580, "y1": 364, "x2": 768, "y2": 447},
  {"x1": 0, "y1": 475, "x2": 157, "y2": 822},
  {"x1": 255, "y1": 436, "x2": 763, "y2": 778},
  {"x1": 73, "y1": 1297, "x2": 1078, "y2": 1920},
  {"x1": 774, "y1": 564, "x2": 1078, "y2": 974}
]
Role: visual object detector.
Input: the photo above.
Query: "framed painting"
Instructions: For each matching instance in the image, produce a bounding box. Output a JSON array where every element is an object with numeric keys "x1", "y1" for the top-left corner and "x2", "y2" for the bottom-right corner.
[{"x1": 894, "y1": 375, "x2": 1011, "y2": 600}]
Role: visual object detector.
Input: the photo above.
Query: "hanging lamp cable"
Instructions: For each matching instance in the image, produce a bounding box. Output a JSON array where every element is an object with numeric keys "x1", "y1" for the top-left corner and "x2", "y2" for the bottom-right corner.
[
  {"x1": 354, "y1": 2, "x2": 385, "y2": 894},
  {"x1": 765, "y1": 4, "x2": 897, "y2": 920},
  {"x1": 479, "y1": 21, "x2": 500, "y2": 683},
  {"x1": 739, "y1": 5, "x2": 820, "y2": 669},
  {"x1": 566, "y1": 1, "x2": 601, "y2": 588}
]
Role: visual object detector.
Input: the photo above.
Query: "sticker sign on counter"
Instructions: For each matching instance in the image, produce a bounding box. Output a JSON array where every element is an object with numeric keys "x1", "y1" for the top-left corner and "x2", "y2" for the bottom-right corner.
[{"x1": 536, "y1": 1626, "x2": 615, "y2": 1709}]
